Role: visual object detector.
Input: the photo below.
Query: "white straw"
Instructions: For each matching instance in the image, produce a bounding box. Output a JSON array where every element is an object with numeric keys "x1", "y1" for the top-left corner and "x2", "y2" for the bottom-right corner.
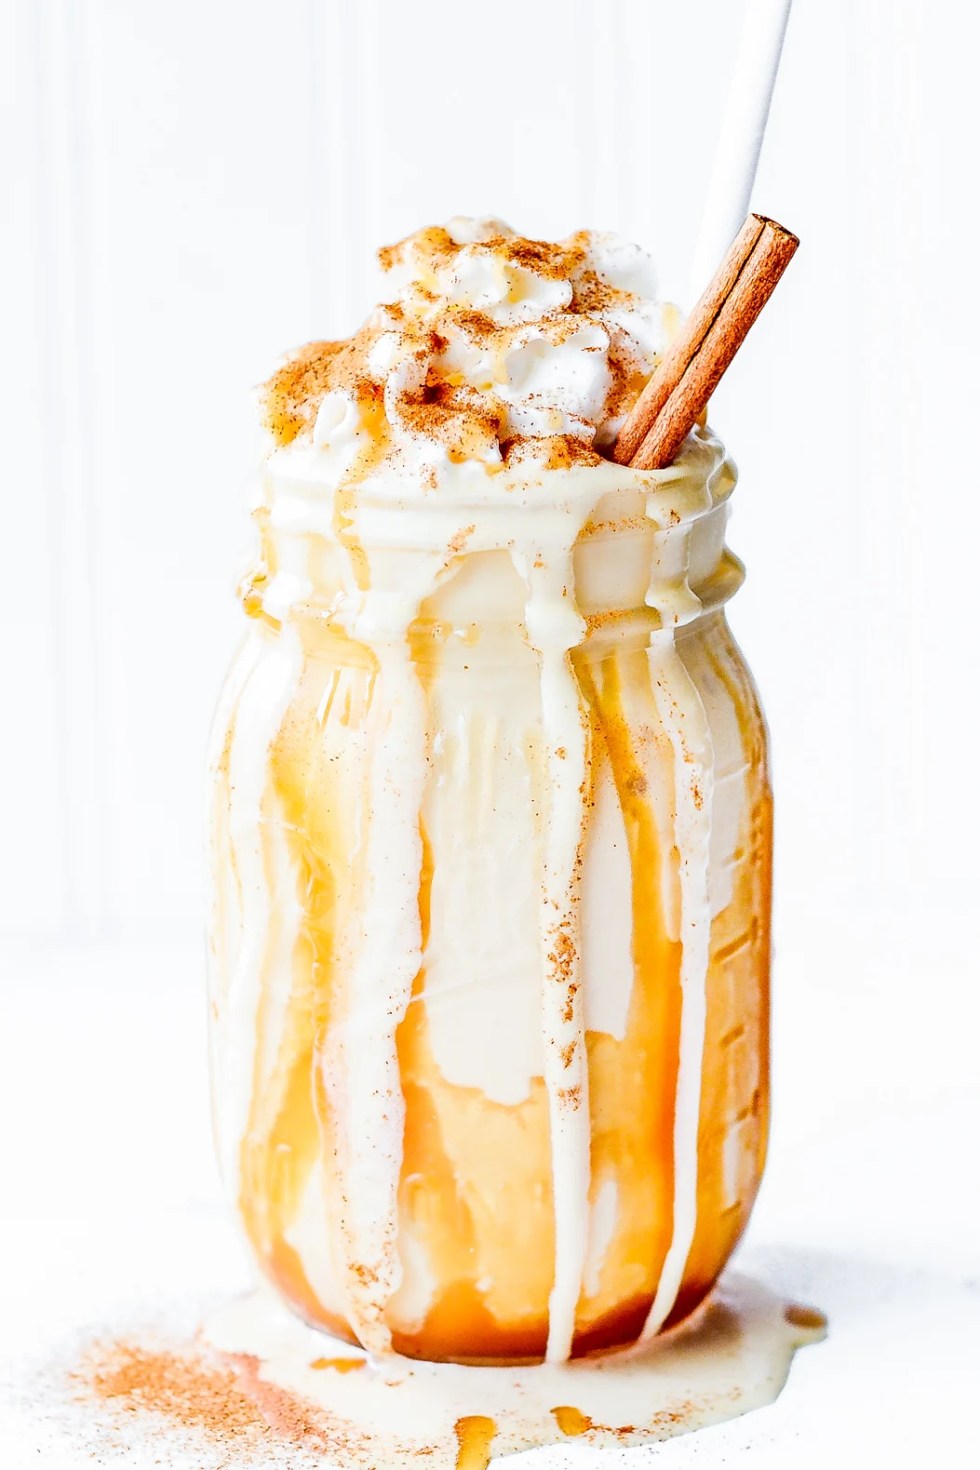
[{"x1": 687, "y1": 0, "x2": 794, "y2": 304}]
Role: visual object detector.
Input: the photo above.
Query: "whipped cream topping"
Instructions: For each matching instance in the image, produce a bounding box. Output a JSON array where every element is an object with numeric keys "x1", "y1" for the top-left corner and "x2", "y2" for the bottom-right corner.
[{"x1": 262, "y1": 217, "x2": 674, "y2": 476}]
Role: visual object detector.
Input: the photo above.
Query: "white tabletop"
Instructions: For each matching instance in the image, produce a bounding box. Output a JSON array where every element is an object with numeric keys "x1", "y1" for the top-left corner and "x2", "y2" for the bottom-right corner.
[{"x1": 1, "y1": 938, "x2": 976, "y2": 1467}]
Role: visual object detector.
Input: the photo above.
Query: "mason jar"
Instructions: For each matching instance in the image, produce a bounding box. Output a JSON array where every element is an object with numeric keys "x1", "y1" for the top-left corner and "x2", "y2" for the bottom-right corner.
[{"x1": 206, "y1": 427, "x2": 770, "y2": 1365}]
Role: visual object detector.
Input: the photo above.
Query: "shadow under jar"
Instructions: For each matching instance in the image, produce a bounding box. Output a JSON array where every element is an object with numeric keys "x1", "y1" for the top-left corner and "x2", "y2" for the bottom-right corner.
[{"x1": 206, "y1": 431, "x2": 771, "y2": 1366}]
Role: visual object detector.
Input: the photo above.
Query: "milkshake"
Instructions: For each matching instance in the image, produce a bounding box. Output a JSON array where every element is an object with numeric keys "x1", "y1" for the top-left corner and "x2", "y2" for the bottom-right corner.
[{"x1": 207, "y1": 218, "x2": 771, "y2": 1368}]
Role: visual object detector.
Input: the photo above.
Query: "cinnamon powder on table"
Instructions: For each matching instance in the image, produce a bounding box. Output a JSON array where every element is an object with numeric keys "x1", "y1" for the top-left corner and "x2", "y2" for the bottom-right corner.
[{"x1": 72, "y1": 1335, "x2": 349, "y2": 1466}]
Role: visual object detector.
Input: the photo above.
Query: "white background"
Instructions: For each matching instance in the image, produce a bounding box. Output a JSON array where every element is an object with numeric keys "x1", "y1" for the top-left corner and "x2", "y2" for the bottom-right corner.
[
  {"x1": 4, "y1": 0, "x2": 978, "y2": 981},
  {"x1": 3, "y1": 0, "x2": 977, "y2": 969},
  {"x1": 1, "y1": 2, "x2": 978, "y2": 1464}
]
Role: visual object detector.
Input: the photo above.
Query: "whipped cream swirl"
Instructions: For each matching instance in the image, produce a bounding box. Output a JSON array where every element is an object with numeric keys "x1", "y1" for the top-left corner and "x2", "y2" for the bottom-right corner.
[{"x1": 262, "y1": 217, "x2": 675, "y2": 477}]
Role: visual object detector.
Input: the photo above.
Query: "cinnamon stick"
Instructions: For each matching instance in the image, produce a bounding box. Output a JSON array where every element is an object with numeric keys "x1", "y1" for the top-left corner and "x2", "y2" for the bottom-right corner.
[{"x1": 612, "y1": 213, "x2": 799, "y2": 470}]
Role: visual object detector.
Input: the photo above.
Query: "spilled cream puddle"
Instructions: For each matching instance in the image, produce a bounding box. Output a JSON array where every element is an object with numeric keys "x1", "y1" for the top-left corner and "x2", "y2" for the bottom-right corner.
[{"x1": 203, "y1": 1272, "x2": 826, "y2": 1468}]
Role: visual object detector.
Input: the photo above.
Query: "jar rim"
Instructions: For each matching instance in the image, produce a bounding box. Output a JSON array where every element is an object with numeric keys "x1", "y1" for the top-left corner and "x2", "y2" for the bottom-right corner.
[{"x1": 260, "y1": 428, "x2": 737, "y2": 553}]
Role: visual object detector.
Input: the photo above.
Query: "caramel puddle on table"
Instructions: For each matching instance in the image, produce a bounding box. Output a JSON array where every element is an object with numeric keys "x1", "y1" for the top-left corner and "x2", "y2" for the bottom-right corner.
[
  {"x1": 551, "y1": 1404, "x2": 593, "y2": 1436},
  {"x1": 201, "y1": 1273, "x2": 826, "y2": 1469},
  {"x1": 455, "y1": 1415, "x2": 498, "y2": 1469}
]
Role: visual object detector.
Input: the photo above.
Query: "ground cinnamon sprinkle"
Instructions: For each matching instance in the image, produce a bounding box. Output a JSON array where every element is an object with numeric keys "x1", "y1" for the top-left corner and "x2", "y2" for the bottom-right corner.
[
  {"x1": 502, "y1": 435, "x2": 602, "y2": 469},
  {"x1": 263, "y1": 339, "x2": 346, "y2": 446},
  {"x1": 74, "y1": 1336, "x2": 338, "y2": 1461},
  {"x1": 570, "y1": 269, "x2": 619, "y2": 313},
  {"x1": 398, "y1": 376, "x2": 504, "y2": 447},
  {"x1": 451, "y1": 308, "x2": 498, "y2": 341},
  {"x1": 262, "y1": 324, "x2": 385, "y2": 447},
  {"x1": 486, "y1": 234, "x2": 587, "y2": 281},
  {"x1": 604, "y1": 352, "x2": 651, "y2": 424}
]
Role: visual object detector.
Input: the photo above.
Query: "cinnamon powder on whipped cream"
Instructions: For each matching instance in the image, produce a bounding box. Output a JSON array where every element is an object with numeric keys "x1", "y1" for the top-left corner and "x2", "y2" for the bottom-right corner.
[{"x1": 259, "y1": 217, "x2": 674, "y2": 473}]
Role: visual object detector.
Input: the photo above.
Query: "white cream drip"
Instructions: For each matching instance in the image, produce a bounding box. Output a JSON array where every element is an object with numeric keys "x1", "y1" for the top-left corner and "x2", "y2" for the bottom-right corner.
[
  {"x1": 513, "y1": 542, "x2": 593, "y2": 1364},
  {"x1": 638, "y1": 517, "x2": 716, "y2": 1339},
  {"x1": 641, "y1": 635, "x2": 715, "y2": 1338},
  {"x1": 210, "y1": 627, "x2": 305, "y2": 1197},
  {"x1": 319, "y1": 642, "x2": 430, "y2": 1357}
]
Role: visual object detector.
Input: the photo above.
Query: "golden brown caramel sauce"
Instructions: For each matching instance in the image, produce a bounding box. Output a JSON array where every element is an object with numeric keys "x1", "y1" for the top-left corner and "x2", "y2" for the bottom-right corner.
[
  {"x1": 784, "y1": 1303, "x2": 828, "y2": 1333},
  {"x1": 393, "y1": 812, "x2": 554, "y2": 1362},
  {"x1": 235, "y1": 508, "x2": 286, "y2": 627},
  {"x1": 238, "y1": 572, "x2": 267, "y2": 619},
  {"x1": 453, "y1": 1415, "x2": 497, "y2": 1470},
  {"x1": 552, "y1": 1404, "x2": 593, "y2": 1436},
  {"x1": 234, "y1": 641, "x2": 375, "y2": 1344}
]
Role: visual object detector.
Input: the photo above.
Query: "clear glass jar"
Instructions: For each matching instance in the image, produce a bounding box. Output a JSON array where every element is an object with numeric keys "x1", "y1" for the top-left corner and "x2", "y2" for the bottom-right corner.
[{"x1": 207, "y1": 444, "x2": 770, "y2": 1365}]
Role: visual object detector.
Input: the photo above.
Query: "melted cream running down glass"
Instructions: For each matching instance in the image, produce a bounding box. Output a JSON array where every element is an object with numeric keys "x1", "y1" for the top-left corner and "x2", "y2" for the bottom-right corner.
[{"x1": 207, "y1": 219, "x2": 772, "y2": 1366}]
